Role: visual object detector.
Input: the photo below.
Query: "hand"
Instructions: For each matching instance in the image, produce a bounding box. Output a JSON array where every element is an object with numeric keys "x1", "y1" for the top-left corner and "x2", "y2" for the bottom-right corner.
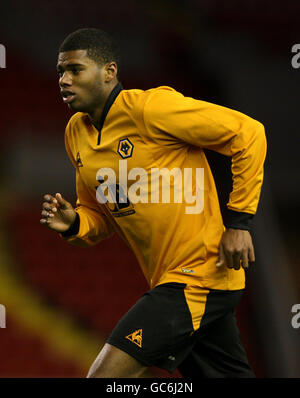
[
  {"x1": 40, "y1": 193, "x2": 77, "y2": 233},
  {"x1": 216, "y1": 228, "x2": 255, "y2": 270}
]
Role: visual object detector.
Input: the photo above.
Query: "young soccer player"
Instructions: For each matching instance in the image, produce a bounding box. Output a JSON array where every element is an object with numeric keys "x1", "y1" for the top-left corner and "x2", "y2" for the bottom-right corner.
[{"x1": 40, "y1": 28, "x2": 266, "y2": 378}]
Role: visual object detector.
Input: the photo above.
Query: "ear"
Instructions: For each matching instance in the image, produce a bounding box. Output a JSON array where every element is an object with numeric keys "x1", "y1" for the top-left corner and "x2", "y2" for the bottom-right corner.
[{"x1": 104, "y1": 62, "x2": 118, "y2": 82}]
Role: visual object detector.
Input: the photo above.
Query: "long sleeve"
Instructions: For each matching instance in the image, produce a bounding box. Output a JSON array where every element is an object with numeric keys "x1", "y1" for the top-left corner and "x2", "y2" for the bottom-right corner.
[
  {"x1": 61, "y1": 125, "x2": 116, "y2": 247},
  {"x1": 142, "y1": 88, "x2": 267, "y2": 225}
]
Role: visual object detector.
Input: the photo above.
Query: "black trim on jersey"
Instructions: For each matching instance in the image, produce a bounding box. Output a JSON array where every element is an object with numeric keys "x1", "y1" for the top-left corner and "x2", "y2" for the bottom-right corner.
[
  {"x1": 61, "y1": 212, "x2": 80, "y2": 237},
  {"x1": 223, "y1": 209, "x2": 254, "y2": 231},
  {"x1": 96, "y1": 82, "x2": 123, "y2": 145}
]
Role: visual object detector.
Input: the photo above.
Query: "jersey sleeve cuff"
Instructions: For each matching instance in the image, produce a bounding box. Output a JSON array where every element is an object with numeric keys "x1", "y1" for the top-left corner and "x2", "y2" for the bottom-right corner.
[
  {"x1": 223, "y1": 209, "x2": 254, "y2": 231},
  {"x1": 61, "y1": 212, "x2": 80, "y2": 237}
]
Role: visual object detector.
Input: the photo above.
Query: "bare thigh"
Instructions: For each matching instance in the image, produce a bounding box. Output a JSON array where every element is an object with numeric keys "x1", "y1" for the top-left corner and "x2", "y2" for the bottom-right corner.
[{"x1": 86, "y1": 343, "x2": 148, "y2": 378}]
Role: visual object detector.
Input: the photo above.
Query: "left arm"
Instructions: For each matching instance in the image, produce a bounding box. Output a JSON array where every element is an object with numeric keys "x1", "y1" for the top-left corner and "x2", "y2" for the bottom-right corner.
[{"x1": 142, "y1": 88, "x2": 267, "y2": 269}]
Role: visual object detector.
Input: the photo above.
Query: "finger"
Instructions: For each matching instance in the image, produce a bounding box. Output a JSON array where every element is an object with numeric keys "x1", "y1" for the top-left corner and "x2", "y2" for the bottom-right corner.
[
  {"x1": 41, "y1": 210, "x2": 54, "y2": 218},
  {"x1": 42, "y1": 202, "x2": 57, "y2": 213},
  {"x1": 216, "y1": 243, "x2": 225, "y2": 267},
  {"x1": 216, "y1": 244, "x2": 225, "y2": 267},
  {"x1": 242, "y1": 251, "x2": 249, "y2": 269},
  {"x1": 43, "y1": 194, "x2": 56, "y2": 203},
  {"x1": 55, "y1": 193, "x2": 68, "y2": 210},
  {"x1": 224, "y1": 250, "x2": 234, "y2": 269},
  {"x1": 43, "y1": 195, "x2": 58, "y2": 210},
  {"x1": 41, "y1": 210, "x2": 50, "y2": 218},
  {"x1": 42, "y1": 202, "x2": 54, "y2": 211},
  {"x1": 249, "y1": 245, "x2": 255, "y2": 263},
  {"x1": 232, "y1": 252, "x2": 241, "y2": 270},
  {"x1": 40, "y1": 217, "x2": 52, "y2": 225}
]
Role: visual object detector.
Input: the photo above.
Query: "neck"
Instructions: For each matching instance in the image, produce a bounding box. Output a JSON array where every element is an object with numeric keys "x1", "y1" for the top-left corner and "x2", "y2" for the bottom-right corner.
[
  {"x1": 88, "y1": 106, "x2": 105, "y2": 129},
  {"x1": 88, "y1": 80, "x2": 119, "y2": 128}
]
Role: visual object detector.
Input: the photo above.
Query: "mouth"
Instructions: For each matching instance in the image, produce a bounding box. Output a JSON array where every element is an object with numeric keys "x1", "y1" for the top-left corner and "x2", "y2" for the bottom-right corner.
[{"x1": 61, "y1": 90, "x2": 76, "y2": 104}]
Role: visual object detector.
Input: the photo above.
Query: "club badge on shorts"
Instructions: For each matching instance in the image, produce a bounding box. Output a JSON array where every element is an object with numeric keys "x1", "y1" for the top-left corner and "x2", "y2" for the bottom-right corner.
[{"x1": 125, "y1": 328, "x2": 143, "y2": 348}]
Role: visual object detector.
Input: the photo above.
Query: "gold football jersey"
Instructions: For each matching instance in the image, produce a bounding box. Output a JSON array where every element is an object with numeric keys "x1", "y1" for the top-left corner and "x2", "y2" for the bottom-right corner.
[{"x1": 62, "y1": 83, "x2": 266, "y2": 290}]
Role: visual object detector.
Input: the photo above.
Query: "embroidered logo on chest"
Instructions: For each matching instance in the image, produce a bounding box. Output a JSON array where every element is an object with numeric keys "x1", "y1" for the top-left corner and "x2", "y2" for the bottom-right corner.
[
  {"x1": 117, "y1": 138, "x2": 134, "y2": 159},
  {"x1": 76, "y1": 152, "x2": 83, "y2": 167}
]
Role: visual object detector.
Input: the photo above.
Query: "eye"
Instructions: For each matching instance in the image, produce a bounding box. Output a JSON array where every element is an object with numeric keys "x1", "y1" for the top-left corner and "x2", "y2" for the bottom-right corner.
[{"x1": 71, "y1": 68, "x2": 80, "y2": 75}]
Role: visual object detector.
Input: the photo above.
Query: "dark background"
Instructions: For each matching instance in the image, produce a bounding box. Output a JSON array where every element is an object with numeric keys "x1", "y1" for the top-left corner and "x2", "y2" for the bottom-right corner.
[{"x1": 0, "y1": 0, "x2": 299, "y2": 378}]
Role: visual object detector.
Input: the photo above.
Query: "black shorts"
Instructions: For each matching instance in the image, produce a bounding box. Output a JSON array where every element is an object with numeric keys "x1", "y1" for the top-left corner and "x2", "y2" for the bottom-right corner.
[{"x1": 107, "y1": 282, "x2": 255, "y2": 378}]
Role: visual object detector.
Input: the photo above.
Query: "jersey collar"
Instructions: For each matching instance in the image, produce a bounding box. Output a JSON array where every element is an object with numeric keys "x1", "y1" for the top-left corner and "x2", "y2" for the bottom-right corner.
[{"x1": 97, "y1": 81, "x2": 123, "y2": 145}]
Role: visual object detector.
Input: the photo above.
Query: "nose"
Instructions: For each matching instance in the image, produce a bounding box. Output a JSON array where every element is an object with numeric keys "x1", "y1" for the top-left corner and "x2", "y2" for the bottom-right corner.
[{"x1": 59, "y1": 71, "x2": 72, "y2": 87}]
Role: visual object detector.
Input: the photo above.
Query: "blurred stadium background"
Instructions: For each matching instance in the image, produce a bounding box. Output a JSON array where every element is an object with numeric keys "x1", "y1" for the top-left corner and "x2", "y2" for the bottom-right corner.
[{"x1": 0, "y1": 0, "x2": 299, "y2": 378}]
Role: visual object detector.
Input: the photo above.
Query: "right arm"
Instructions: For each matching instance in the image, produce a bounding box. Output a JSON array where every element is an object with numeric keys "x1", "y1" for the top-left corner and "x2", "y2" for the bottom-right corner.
[
  {"x1": 66, "y1": 169, "x2": 116, "y2": 246},
  {"x1": 40, "y1": 171, "x2": 115, "y2": 247},
  {"x1": 40, "y1": 118, "x2": 115, "y2": 247}
]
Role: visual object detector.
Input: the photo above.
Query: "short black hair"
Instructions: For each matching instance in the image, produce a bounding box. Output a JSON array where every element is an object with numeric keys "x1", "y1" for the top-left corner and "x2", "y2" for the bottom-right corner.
[{"x1": 59, "y1": 28, "x2": 120, "y2": 71}]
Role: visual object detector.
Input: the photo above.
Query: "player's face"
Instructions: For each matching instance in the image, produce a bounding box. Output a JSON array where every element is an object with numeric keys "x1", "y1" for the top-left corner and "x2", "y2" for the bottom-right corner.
[{"x1": 57, "y1": 50, "x2": 106, "y2": 113}]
